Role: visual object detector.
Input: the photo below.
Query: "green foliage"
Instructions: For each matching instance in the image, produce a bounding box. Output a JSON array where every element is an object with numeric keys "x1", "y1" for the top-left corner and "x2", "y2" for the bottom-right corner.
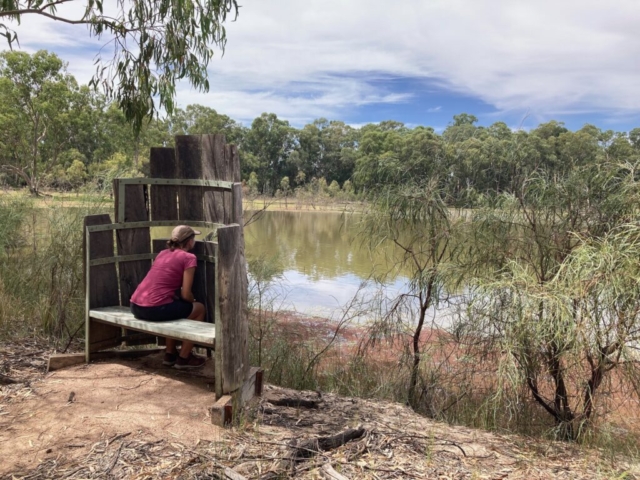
[
  {"x1": 328, "y1": 180, "x2": 340, "y2": 197},
  {"x1": 0, "y1": 191, "x2": 105, "y2": 342},
  {"x1": 0, "y1": 1, "x2": 239, "y2": 132},
  {"x1": 65, "y1": 160, "x2": 88, "y2": 189},
  {"x1": 456, "y1": 163, "x2": 640, "y2": 440},
  {"x1": 247, "y1": 171, "x2": 259, "y2": 196},
  {"x1": 243, "y1": 113, "x2": 295, "y2": 193},
  {"x1": 0, "y1": 194, "x2": 30, "y2": 256},
  {"x1": 0, "y1": 50, "x2": 80, "y2": 194},
  {"x1": 295, "y1": 170, "x2": 306, "y2": 186},
  {"x1": 279, "y1": 176, "x2": 290, "y2": 195},
  {"x1": 90, "y1": 152, "x2": 143, "y2": 184}
]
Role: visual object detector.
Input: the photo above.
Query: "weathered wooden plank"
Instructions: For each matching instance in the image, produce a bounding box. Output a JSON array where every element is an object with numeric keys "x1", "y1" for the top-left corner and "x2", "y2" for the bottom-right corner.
[
  {"x1": 229, "y1": 144, "x2": 241, "y2": 183},
  {"x1": 149, "y1": 147, "x2": 179, "y2": 221},
  {"x1": 238, "y1": 367, "x2": 263, "y2": 405},
  {"x1": 217, "y1": 224, "x2": 249, "y2": 394},
  {"x1": 231, "y1": 182, "x2": 249, "y2": 358},
  {"x1": 90, "y1": 306, "x2": 215, "y2": 347},
  {"x1": 175, "y1": 135, "x2": 208, "y2": 317},
  {"x1": 191, "y1": 240, "x2": 207, "y2": 308},
  {"x1": 203, "y1": 134, "x2": 227, "y2": 224},
  {"x1": 84, "y1": 215, "x2": 121, "y2": 355},
  {"x1": 114, "y1": 179, "x2": 154, "y2": 345},
  {"x1": 210, "y1": 395, "x2": 233, "y2": 427},
  {"x1": 203, "y1": 241, "x2": 217, "y2": 326},
  {"x1": 49, "y1": 348, "x2": 164, "y2": 371},
  {"x1": 114, "y1": 180, "x2": 151, "y2": 304},
  {"x1": 152, "y1": 239, "x2": 166, "y2": 255},
  {"x1": 175, "y1": 135, "x2": 204, "y2": 222}
]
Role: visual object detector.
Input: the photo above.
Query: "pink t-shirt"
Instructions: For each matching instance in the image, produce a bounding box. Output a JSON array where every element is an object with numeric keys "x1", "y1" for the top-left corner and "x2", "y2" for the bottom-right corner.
[{"x1": 130, "y1": 249, "x2": 197, "y2": 307}]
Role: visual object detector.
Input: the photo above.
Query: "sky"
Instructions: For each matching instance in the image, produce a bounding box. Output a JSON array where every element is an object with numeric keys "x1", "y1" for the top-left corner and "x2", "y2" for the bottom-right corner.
[{"x1": 4, "y1": 0, "x2": 640, "y2": 131}]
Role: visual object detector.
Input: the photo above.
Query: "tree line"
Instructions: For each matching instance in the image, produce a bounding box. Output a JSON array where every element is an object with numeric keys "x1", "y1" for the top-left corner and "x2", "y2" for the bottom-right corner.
[{"x1": 2, "y1": 50, "x2": 640, "y2": 204}]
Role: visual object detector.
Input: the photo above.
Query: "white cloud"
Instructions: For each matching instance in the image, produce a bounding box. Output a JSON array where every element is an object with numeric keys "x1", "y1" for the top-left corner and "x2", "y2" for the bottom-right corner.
[
  {"x1": 427, "y1": 106, "x2": 442, "y2": 113},
  {"x1": 4, "y1": 0, "x2": 640, "y2": 124}
]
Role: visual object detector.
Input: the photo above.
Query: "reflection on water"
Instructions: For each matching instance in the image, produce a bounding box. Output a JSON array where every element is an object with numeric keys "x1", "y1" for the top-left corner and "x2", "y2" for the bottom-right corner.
[{"x1": 244, "y1": 211, "x2": 410, "y2": 318}]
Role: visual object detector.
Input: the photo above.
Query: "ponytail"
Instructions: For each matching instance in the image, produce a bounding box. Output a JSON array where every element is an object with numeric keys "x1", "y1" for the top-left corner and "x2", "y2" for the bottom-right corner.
[{"x1": 166, "y1": 234, "x2": 195, "y2": 251}]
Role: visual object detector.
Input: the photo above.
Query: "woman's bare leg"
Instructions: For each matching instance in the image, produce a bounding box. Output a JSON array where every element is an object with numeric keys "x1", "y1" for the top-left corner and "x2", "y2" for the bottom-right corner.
[{"x1": 179, "y1": 302, "x2": 205, "y2": 358}]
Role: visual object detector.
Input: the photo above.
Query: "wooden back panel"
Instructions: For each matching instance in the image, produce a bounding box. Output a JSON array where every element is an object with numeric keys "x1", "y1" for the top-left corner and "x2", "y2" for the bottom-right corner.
[
  {"x1": 84, "y1": 214, "x2": 121, "y2": 352},
  {"x1": 150, "y1": 147, "x2": 179, "y2": 221}
]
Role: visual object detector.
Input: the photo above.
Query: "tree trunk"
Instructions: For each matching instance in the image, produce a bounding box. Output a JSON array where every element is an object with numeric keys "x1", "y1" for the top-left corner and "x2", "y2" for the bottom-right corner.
[
  {"x1": 31, "y1": 114, "x2": 39, "y2": 196},
  {"x1": 409, "y1": 281, "x2": 433, "y2": 410}
]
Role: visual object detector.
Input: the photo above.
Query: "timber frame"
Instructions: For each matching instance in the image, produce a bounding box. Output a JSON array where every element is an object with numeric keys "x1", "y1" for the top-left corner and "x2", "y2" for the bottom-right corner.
[{"x1": 78, "y1": 134, "x2": 261, "y2": 426}]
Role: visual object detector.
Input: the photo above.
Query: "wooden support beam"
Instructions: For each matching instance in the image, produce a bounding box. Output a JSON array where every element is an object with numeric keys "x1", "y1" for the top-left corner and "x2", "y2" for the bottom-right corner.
[
  {"x1": 238, "y1": 367, "x2": 263, "y2": 405},
  {"x1": 216, "y1": 224, "x2": 249, "y2": 395},
  {"x1": 210, "y1": 395, "x2": 233, "y2": 427},
  {"x1": 49, "y1": 348, "x2": 164, "y2": 371},
  {"x1": 84, "y1": 215, "x2": 121, "y2": 358},
  {"x1": 210, "y1": 367, "x2": 262, "y2": 427}
]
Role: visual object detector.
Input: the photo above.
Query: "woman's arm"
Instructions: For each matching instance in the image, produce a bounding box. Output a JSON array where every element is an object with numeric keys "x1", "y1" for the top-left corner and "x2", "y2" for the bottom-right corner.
[{"x1": 181, "y1": 267, "x2": 197, "y2": 302}]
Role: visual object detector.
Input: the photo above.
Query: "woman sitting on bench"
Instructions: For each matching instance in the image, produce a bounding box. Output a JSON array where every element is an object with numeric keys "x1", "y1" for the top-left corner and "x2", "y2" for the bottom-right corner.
[{"x1": 130, "y1": 225, "x2": 206, "y2": 369}]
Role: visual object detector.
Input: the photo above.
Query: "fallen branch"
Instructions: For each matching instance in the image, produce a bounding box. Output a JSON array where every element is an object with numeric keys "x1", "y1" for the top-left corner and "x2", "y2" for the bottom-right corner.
[
  {"x1": 0, "y1": 374, "x2": 21, "y2": 385},
  {"x1": 290, "y1": 427, "x2": 366, "y2": 459},
  {"x1": 268, "y1": 397, "x2": 320, "y2": 409}
]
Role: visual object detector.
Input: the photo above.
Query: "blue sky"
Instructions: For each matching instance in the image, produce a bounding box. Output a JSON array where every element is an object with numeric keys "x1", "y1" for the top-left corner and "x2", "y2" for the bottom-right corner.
[{"x1": 5, "y1": 0, "x2": 640, "y2": 131}]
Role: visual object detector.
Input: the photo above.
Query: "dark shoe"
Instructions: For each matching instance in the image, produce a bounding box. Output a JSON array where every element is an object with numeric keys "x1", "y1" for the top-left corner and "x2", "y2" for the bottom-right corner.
[
  {"x1": 163, "y1": 352, "x2": 178, "y2": 366},
  {"x1": 174, "y1": 353, "x2": 205, "y2": 370}
]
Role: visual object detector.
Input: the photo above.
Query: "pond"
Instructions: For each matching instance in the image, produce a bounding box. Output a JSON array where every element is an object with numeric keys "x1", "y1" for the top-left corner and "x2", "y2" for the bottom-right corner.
[{"x1": 244, "y1": 210, "x2": 426, "y2": 320}]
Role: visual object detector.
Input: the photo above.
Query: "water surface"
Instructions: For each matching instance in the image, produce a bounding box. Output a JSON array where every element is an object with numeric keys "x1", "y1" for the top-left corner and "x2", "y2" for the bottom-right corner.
[{"x1": 244, "y1": 210, "x2": 410, "y2": 318}]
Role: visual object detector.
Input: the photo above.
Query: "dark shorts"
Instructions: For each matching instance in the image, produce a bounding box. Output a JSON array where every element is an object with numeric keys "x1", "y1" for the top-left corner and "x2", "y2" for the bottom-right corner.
[{"x1": 131, "y1": 300, "x2": 193, "y2": 321}]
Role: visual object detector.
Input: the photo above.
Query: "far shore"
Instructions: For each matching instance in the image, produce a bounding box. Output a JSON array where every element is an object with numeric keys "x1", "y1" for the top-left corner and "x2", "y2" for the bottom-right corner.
[{"x1": 1, "y1": 188, "x2": 366, "y2": 213}]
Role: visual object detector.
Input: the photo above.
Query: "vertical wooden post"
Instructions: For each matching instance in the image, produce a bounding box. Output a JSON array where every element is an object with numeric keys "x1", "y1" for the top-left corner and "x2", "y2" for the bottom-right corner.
[
  {"x1": 149, "y1": 147, "x2": 179, "y2": 221},
  {"x1": 150, "y1": 147, "x2": 180, "y2": 347},
  {"x1": 175, "y1": 135, "x2": 204, "y2": 222},
  {"x1": 113, "y1": 179, "x2": 154, "y2": 345},
  {"x1": 216, "y1": 224, "x2": 249, "y2": 394},
  {"x1": 203, "y1": 134, "x2": 227, "y2": 224},
  {"x1": 175, "y1": 136, "x2": 208, "y2": 320},
  {"x1": 113, "y1": 180, "x2": 151, "y2": 306},
  {"x1": 201, "y1": 133, "x2": 226, "y2": 329},
  {"x1": 84, "y1": 214, "x2": 121, "y2": 360}
]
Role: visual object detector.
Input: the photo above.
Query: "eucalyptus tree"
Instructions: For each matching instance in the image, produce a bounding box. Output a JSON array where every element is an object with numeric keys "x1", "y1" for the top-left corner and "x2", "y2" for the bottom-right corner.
[
  {"x1": 243, "y1": 113, "x2": 295, "y2": 194},
  {"x1": 169, "y1": 104, "x2": 245, "y2": 144},
  {"x1": 354, "y1": 125, "x2": 444, "y2": 193},
  {"x1": 0, "y1": 50, "x2": 81, "y2": 194},
  {"x1": 0, "y1": 0, "x2": 239, "y2": 132},
  {"x1": 294, "y1": 119, "x2": 358, "y2": 185},
  {"x1": 458, "y1": 163, "x2": 640, "y2": 439}
]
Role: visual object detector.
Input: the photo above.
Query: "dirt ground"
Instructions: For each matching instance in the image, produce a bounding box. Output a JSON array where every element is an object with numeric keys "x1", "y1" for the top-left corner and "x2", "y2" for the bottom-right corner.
[
  {"x1": 1, "y1": 340, "x2": 639, "y2": 479},
  {"x1": 0, "y1": 345, "x2": 225, "y2": 476}
]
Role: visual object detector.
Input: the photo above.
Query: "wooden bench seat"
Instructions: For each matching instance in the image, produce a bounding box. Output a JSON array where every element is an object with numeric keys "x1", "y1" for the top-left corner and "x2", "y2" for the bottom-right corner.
[{"x1": 90, "y1": 306, "x2": 215, "y2": 348}]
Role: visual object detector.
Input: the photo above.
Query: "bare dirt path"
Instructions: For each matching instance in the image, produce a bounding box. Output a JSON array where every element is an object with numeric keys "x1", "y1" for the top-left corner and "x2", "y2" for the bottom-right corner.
[{"x1": 1, "y1": 342, "x2": 638, "y2": 479}]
